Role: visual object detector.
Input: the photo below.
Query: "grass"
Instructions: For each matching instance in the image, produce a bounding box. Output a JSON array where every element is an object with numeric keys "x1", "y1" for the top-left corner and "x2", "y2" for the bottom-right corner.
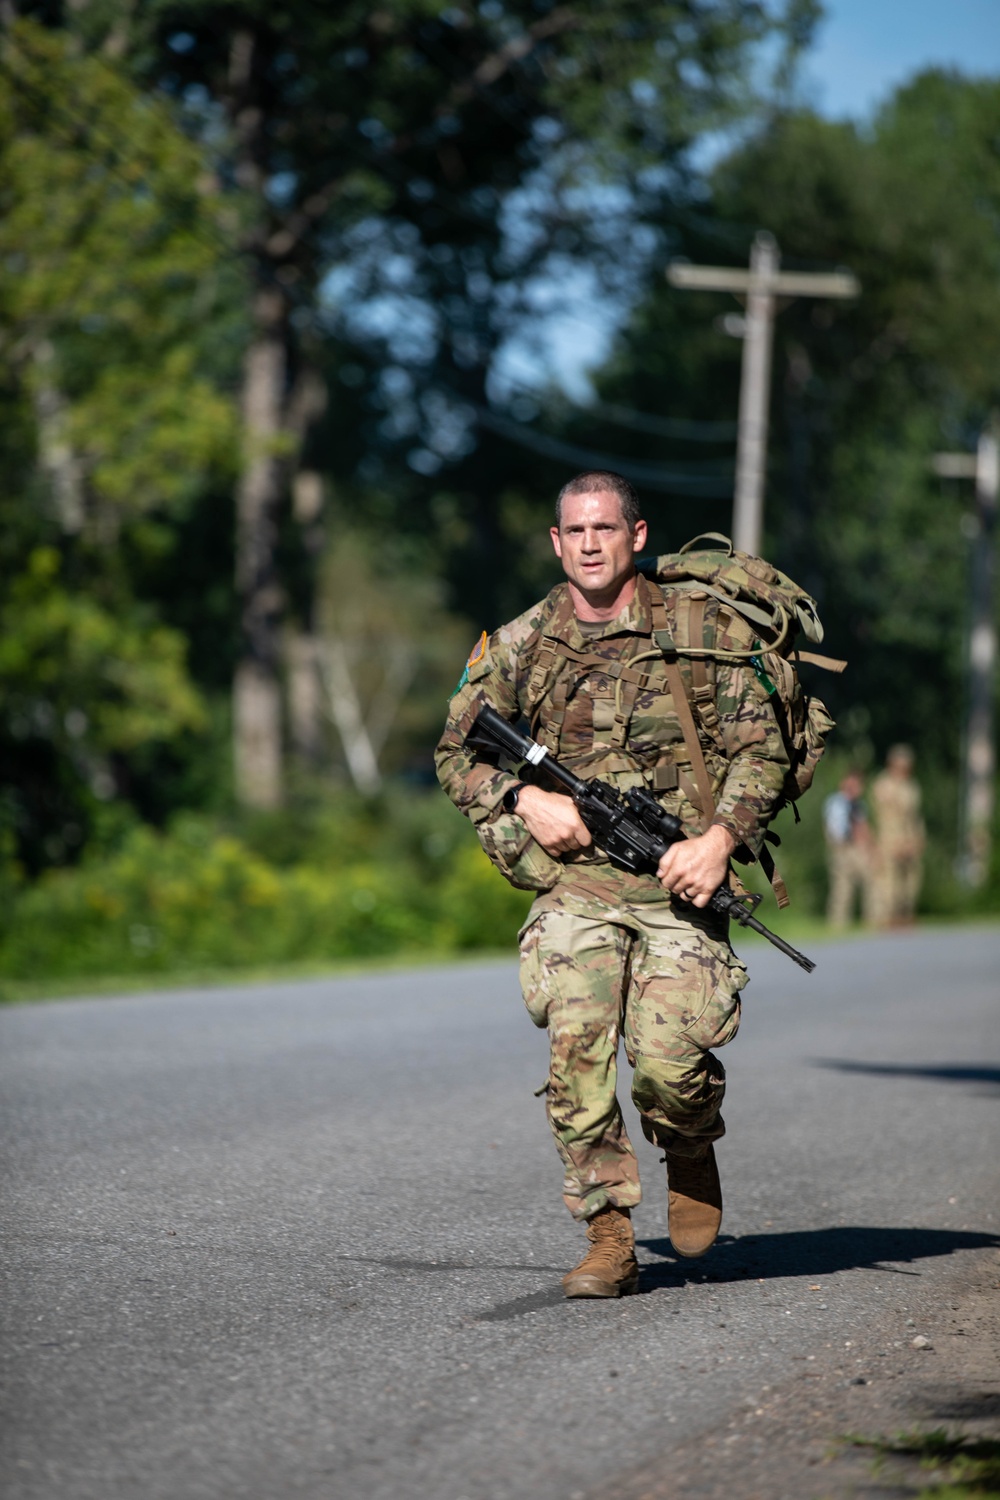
[{"x1": 843, "y1": 1430, "x2": 1000, "y2": 1498}]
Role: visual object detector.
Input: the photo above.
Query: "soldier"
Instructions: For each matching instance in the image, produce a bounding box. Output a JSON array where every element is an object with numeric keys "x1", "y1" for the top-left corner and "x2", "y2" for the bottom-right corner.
[
  {"x1": 823, "y1": 769, "x2": 874, "y2": 928},
  {"x1": 870, "y1": 744, "x2": 925, "y2": 926},
  {"x1": 436, "y1": 471, "x2": 789, "y2": 1298}
]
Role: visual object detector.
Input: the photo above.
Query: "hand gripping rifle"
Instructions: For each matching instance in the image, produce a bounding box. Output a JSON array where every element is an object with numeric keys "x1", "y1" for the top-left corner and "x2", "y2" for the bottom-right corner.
[{"x1": 469, "y1": 703, "x2": 815, "y2": 974}]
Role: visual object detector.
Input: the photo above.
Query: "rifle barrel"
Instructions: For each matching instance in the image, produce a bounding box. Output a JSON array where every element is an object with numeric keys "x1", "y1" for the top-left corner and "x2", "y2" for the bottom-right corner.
[{"x1": 739, "y1": 912, "x2": 816, "y2": 972}]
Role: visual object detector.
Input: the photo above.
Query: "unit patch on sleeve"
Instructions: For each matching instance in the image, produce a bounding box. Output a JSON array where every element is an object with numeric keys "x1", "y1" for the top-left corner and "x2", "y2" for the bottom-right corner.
[{"x1": 451, "y1": 630, "x2": 489, "y2": 696}]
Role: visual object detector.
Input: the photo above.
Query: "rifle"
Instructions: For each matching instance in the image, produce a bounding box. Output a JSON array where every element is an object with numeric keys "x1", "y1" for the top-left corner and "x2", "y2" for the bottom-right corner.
[{"x1": 468, "y1": 702, "x2": 816, "y2": 974}]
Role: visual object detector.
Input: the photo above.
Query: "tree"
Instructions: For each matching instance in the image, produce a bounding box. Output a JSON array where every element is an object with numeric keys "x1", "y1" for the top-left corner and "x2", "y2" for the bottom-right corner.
[
  {"x1": 0, "y1": 20, "x2": 240, "y2": 869},
  {"x1": 26, "y1": 0, "x2": 809, "y2": 807},
  {"x1": 312, "y1": 529, "x2": 470, "y2": 793}
]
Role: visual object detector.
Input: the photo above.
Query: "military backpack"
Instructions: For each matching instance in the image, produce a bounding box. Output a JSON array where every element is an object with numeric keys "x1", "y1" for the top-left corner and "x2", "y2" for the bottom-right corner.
[{"x1": 644, "y1": 533, "x2": 840, "y2": 793}]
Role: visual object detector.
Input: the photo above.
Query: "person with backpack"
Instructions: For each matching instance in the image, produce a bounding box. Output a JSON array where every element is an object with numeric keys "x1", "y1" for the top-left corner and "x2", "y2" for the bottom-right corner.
[{"x1": 435, "y1": 470, "x2": 833, "y2": 1298}]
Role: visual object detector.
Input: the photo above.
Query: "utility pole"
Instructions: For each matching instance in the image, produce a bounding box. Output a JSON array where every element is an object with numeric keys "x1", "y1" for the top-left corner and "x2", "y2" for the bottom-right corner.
[
  {"x1": 667, "y1": 232, "x2": 859, "y2": 554},
  {"x1": 932, "y1": 424, "x2": 999, "y2": 888}
]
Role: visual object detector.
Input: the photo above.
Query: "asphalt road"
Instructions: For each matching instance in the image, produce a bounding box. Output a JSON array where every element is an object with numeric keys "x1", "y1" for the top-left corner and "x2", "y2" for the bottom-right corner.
[{"x1": 1, "y1": 928, "x2": 998, "y2": 1500}]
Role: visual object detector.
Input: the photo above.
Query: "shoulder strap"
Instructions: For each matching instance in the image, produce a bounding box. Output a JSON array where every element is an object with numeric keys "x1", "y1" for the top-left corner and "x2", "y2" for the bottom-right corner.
[
  {"x1": 684, "y1": 594, "x2": 724, "y2": 750},
  {"x1": 662, "y1": 659, "x2": 716, "y2": 831},
  {"x1": 759, "y1": 845, "x2": 790, "y2": 909},
  {"x1": 649, "y1": 588, "x2": 716, "y2": 832}
]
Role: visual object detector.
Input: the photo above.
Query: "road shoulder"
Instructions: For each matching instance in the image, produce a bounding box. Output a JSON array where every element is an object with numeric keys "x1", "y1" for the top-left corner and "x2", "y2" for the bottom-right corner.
[{"x1": 596, "y1": 1245, "x2": 1000, "y2": 1500}]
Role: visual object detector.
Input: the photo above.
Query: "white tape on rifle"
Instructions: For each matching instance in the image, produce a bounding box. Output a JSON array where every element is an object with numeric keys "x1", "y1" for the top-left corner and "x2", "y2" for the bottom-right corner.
[{"x1": 525, "y1": 743, "x2": 549, "y2": 765}]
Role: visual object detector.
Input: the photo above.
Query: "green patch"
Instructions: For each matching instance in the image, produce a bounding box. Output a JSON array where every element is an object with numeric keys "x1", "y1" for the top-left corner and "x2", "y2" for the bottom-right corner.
[
  {"x1": 842, "y1": 1429, "x2": 1000, "y2": 1498},
  {"x1": 750, "y1": 641, "x2": 777, "y2": 696},
  {"x1": 451, "y1": 630, "x2": 488, "y2": 696}
]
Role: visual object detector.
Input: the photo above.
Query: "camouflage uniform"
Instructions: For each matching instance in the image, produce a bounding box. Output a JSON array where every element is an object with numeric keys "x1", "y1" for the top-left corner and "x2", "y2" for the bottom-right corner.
[
  {"x1": 870, "y1": 770, "x2": 925, "y2": 925},
  {"x1": 435, "y1": 572, "x2": 789, "y2": 1221}
]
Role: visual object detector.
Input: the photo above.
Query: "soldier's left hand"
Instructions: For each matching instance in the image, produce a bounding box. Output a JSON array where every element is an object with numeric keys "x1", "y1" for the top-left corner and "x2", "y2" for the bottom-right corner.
[{"x1": 657, "y1": 824, "x2": 737, "y2": 908}]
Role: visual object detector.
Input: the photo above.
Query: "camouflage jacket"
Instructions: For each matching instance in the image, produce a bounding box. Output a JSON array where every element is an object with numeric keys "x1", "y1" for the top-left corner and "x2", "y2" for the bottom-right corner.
[{"x1": 435, "y1": 571, "x2": 789, "y2": 887}]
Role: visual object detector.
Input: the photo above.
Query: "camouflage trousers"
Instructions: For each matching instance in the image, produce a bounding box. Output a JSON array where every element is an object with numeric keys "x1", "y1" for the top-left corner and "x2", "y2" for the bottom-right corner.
[
  {"x1": 519, "y1": 877, "x2": 748, "y2": 1222},
  {"x1": 872, "y1": 850, "x2": 922, "y2": 926}
]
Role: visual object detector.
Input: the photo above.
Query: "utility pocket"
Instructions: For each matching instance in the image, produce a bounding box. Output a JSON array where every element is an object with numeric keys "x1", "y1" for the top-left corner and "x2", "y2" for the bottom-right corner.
[
  {"x1": 517, "y1": 913, "x2": 550, "y2": 1028},
  {"x1": 476, "y1": 810, "x2": 562, "y2": 893},
  {"x1": 791, "y1": 694, "x2": 836, "y2": 799},
  {"x1": 680, "y1": 950, "x2": 748, "y2": 1052}
]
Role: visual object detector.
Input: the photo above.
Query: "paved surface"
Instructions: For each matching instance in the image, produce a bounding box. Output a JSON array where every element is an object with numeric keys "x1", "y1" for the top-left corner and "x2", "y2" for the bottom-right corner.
[{"x1": 1, "y1": 928, "x2": 998, "y2": 1500}]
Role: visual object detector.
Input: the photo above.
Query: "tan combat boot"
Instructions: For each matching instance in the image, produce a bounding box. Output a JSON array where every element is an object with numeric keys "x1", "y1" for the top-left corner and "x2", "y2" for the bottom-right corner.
[
  {"x1": 666, "y1": 1145, "x2": 723, "y2": 1258},
  {"x1": 561, "y1": 1205, "x2": 639, "y2": 1298}
]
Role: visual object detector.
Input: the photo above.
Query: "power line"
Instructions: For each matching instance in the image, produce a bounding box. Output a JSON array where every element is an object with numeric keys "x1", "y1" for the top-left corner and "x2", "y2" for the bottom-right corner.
[
  {"x1": 475, "y1": 406, "x2": 733, "y2": 496},
  {"x1": 583, "y1": 398, "x2": 735, "y2": 442},
  {"x1": 498, "y1": 376, "x2": 736, "y2": 441}
]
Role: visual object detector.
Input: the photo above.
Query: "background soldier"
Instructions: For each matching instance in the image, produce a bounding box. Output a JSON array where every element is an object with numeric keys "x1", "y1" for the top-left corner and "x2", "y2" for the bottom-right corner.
[
  {"x1": 436, "y1": 471, "x2": 789, "y2": 1298},
  {"x1": 870, "y1": 743, "x2": 925, "y2": 926},
  {"x1": 823, "y1": 768, "x2": 874, "y2": 928}
]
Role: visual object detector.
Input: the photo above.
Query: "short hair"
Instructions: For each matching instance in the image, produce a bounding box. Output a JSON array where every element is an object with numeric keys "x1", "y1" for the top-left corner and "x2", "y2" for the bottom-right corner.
[
  {"x1": 887, "y1": 743, "x2": 915, "y2": 766},
  {"x1": 555, "y1": 470, "x2": 642, "y2": 530}
]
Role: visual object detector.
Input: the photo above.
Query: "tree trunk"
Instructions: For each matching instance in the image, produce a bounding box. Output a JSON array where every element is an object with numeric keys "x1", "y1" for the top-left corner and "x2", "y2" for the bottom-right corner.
[
  {"x1": 318, "y1": 638, "x2": 382, "y2": 796},
  {"x1": 286, "y1": 629, "x2": 324, "y2": 766},
  {"x1": 31, "y1": 339, "x2": 85, "y2": 534},
  {"x1": 365, "y1": 639, "x2": 418, "y2": 761},
  {"x1": 233, "y1": 285, "x2": 287, "y2": 809}
]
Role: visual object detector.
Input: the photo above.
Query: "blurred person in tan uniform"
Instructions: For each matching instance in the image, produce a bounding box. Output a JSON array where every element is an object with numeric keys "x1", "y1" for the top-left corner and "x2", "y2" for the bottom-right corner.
[
  {"x1": 823, "y1": 769, "x2": 874, "y2": 928},
  {"x1": 870, "y1": 744, "x2": 925, "y2": 926}
]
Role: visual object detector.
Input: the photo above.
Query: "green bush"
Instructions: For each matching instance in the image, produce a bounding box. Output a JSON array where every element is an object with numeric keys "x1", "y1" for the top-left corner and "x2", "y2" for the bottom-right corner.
[
  {"x1": 434, "y1": 841, "x2": 534, "y2": 948},
  {"x1": 2, "y1": 769, "x2": 996, "y2": 995},
  {"x1": 0, "y1": 796, "x2": 533, "y2": 988}
]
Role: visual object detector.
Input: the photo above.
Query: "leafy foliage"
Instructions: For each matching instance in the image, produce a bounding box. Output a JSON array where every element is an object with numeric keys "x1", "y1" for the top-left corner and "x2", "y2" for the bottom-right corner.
[
  {"x1": 0, "y1": 797, "x2": 532, "y2": 988},
  {"x1": 1, "y1": 545, "x2": 205, "y2": 753},
  {"x1": 0, "y1": 20, "x2": 242, "y2": 872},
  {"x1": 0, "y1": 21, "x2": 241, "y2": 522}
]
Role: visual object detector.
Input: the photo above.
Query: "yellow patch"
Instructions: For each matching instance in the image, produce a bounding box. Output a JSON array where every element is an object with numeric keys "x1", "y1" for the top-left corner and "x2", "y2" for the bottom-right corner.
[{"x1": 467, "y1": 630, "x2": 488, "y2": 668}]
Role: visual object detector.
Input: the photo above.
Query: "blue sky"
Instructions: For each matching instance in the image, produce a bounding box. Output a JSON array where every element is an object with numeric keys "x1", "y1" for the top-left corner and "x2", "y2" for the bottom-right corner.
[{"x1": 804, "y1": 0, "x2": 999, "y2": 119}]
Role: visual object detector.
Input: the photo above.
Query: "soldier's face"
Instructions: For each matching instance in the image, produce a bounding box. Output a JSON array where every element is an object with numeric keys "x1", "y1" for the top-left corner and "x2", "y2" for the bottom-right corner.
[{"x1": 551, "y1": 491, "x2": 647, "y2": 597}]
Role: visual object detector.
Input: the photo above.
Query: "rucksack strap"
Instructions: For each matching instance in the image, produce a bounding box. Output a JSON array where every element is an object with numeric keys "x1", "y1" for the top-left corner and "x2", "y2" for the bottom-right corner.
[
  {"x1": 758, "y1": 845, "x2": 788, "y2": 908},
  {"x1": 794, "y1": 649, "x2": 847, "y2": 673},
  {"x1": 648, "y1": 589, "x2": 716, "y2": 832},
  {"x1": 684, "y1": 595, "x2": 725, "y2": 751},
  {"x1": 526, "y1": 641, "x2": 563, "y2": 749},
  {"x1": 661, "y1": 658, "x2": 716, "y2": 832},
  {"x1": 677, "y1": 532, "x2": 734, "y2": 556}
]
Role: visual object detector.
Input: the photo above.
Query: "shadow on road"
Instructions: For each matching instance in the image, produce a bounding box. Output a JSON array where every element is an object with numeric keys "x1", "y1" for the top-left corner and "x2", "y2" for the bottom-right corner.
[
  {"x1": 329, "y1": 1231, "x2": 998, "y2": 1324},
  {"x1": 329, "y1": 1253, "x2": 566, "y2": 1274},
  {"x1": 921, "y1": 1391, "x2": 1000, "y2": 1421},
  {"x1": 812, "y1": 1059, "x2": 1000, "y2": 1094},
  {"x1": 634, "y1": 1225, "x2": 1000, "y2": 1294},
  {"x1": 472, "y1": 1226, "x2": 999, "y2": 1321}
]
